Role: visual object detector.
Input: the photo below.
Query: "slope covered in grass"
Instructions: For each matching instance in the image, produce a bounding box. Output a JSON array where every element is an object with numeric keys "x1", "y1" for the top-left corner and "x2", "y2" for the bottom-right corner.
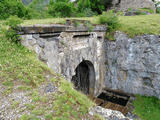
[
  {"x1": 133, "y1": 95, "x2": 160, "y2": 120},
  {"x1": 0, "y1": 21, "x2": 97, "y2": 120},
  {"x1": 118, "y1": 14, "x2": 160, "y2": 37}
]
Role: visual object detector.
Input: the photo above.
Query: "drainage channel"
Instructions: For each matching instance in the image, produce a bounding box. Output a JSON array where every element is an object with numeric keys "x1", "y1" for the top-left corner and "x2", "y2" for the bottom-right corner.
[{"x1": 90, "y1": 89, "x2": 130, "y2": 115}]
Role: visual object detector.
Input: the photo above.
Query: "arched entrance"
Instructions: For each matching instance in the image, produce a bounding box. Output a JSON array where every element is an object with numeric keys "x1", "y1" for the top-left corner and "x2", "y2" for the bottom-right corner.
[{"x1": 71, "y1": 60, "x2": 95, "y2": 95}]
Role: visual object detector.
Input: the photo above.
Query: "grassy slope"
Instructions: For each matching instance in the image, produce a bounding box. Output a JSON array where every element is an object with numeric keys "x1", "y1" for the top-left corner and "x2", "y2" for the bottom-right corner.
[
  {"x1": 0, "y1": 14, "x2": 160, "y2": 119},
  {"x1": 118, "y1": 14, "x2": 160, "y2": 37},
  {"x1": 0, "y1": 22, "x2": 98, "y2": 120}
]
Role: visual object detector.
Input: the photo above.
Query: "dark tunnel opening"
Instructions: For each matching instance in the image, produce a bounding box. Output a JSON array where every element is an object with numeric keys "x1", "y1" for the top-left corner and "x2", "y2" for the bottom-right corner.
[{"x1": 71, "y1": 60, "x2": 95, "y2": 95}]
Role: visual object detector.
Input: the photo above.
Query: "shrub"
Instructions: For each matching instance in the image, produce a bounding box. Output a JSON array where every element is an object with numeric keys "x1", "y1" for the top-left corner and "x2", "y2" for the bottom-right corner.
[
  {"x1": 48, "y1": 1, "x2": 75, "y2": 17},
  {"x1": 90, "y1": 0, "x2": 105, "y2": 14},
  {"x1": 77, "y1": 0, "x2": 91, "y2": 12},
  {"x1": 77, "y1": 0, "x2": 104, "y2": 14},
  {"x1": 85, "y1": 21, "x2": 94, "y2": 32},
  {"x1": 27, "y1": 0, "x2": 51, "y2": 19},
  {"x1": 98, "y1": 11, "x2": 120, "y2": 40},
  {"x1": 156, "y1": 2, "x2": 160, "y2": 13},
  {"x1": 0, "y1": 0, "x2": 30, "y2": 20},
  {"x1": 82, "y1": 8, "x2": 96, "y2": 17},
  {"x1": 99, "y1": 11, "x2": 120, "y2": 32},
  {"x1": 157, "y1": 7, "x2": 160, "y2": 13},
  {"x1": 4, "y1": 16, "x2": 23, "y2": 43},
  {"x1": 140, "y1": 8, "x2": 154, "y2": 14}
]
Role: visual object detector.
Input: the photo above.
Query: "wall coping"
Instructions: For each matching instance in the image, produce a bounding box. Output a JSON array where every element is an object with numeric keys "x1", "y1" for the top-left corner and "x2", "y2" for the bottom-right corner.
[{"x1": 18, "y1": 20, "x2": 107, "y2": 34}]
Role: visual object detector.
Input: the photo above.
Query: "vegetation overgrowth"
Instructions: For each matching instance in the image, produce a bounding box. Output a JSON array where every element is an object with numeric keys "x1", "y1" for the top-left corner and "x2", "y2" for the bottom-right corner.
[
  {"x1": 0, "y1": 17, "x2": 97, "y2": 119},
  {"x1": 1, "y1": 0, "x2": 160, "y2": 119},
  {"x1": 0, "y1": 0, "x2": 160, "y2": 20},
  {"x1": 20, "y1": 14, "x2": 160, "y2": 38},
  {"x1": 133, "y1": 95, "x2": 160, "y2": 120}
]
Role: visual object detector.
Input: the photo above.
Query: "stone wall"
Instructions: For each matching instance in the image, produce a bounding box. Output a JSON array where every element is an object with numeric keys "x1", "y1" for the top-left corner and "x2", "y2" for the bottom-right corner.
[
  {"x1": 20, "y1": 24, "x2": 106, "y2": 96},
  {"x1": 20, "y1": 23, "x2": 160, "y2": 98},
  {"x1": 105, "y1": 31, "x2": 160, "y2": 98},
  {"x1": 112, "y1": 0, "x2": 155, "y2": 12}
]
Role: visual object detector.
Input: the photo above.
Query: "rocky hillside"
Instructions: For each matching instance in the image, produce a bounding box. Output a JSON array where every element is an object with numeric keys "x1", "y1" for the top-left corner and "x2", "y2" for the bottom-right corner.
[{"x1": 22, "y1": 0, "x2": 50, "y2": 5}]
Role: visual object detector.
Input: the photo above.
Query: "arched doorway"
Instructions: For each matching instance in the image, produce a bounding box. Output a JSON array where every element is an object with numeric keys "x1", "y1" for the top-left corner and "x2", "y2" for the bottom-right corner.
[{"x1": 71, "y1": 60, "x2": 95, "y2": 95}]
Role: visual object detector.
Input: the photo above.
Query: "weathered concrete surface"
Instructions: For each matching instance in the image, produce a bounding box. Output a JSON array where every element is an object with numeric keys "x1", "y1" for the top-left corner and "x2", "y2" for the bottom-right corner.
[
  {"x1": 105, "y1": 31, "x2": 160, "y2": 98},
  {"x1": 20, "y1": 23, "x2": 160, "y2": 99},
  {"x1": 20, "y1": 24, "x2": 106, "y2": 96},
  {"x1": 112, "y1": 0, "x2": 155, "y2": 12}
]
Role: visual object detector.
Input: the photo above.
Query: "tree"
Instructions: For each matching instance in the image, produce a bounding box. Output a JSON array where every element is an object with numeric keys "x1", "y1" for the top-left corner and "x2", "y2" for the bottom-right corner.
[
  {"x1": 90, "y1": 0, "x2": 104, "y2": 14},
  {"x1": 77, "y1": 0, "x2": 106, "y2": 14},
  {"x1": 0, "y1": 0, "x2": 30, "y2": 19},
  {"x1": 77, "y1": 0, "x2": 91, "y2": 12},
  {"x1": 48, "y1": 0, "x2": 76, "y2": 17}
]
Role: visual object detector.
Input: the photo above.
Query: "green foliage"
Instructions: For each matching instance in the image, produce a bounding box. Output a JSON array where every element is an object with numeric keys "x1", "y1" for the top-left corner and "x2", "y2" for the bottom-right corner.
[
  {"x1": 31, "y1": 91, "x2": 41, "y2": 102},
  {"x1": 90, "y1": 0, "x2": 104, "y2": 14},
  {"x1": 99, "y1": 11, "x2": 120, "y2": 32},
  {"x1": 27, "y1": 0, "x2": 51, "y2": 19},
  {"x1": 48, "y1": 1, "x2": 75, "y2": 17},
  {"x1": 85, "y1": 21, "x2": 94, "y2": 32},
  {"x1": 84, "y1": 8, "x2": 96, "y2": 17},
  {"x1": 11, "y1": 101, "x2": 20, "y2": 109},
  {"x1": 156, "y1": 2, "x2": 160, "y2": 13},
  {"x1": 20, "y1": 114, "x2": 40, "y2": 120},
  {"x1": 156, "y1": 7, "x2": 160, "y2": 13},
  {"x1": 127, "y1": 8, "x2": 154, "y2": 15},
  {"x1": 45, "y1": 113, "x2": 53, "y2": 120},
  {"x1": 32, "y1": 108, "x2": 44, "y2": 115},
  {"x1": 0, "y1": 0, "x2": 30, "y2": 20},
  {"x1": 77, "y1": 0, "x2": 91, "y2": 12},
  {"x1": 53, "y1": 79, "x2": 94, "y2": 119},
  {"x1": 100, "y1": 0, "x2": 113, "y2": 10},
  {"x1": 133, "y1": 95, "x2": 160, "y2": 120},
  {"x1": 98, "y1": 11, "x2": 120, "y2": 40},
  {"x1": 0, "y1": 20, "x2": 49, "y2": 88},
  {"x1": 25, "y1": 104, "x2": 36, "y2": 110},
  {"x1": 139, "y1": 8, "x2": 154, "y2": 14},
  {"x1": 77, "y1": 0, "x2": 104, "y2": 15},
  {"x1": 4, "y1": 16, "x2": 23, "y2": 43}
]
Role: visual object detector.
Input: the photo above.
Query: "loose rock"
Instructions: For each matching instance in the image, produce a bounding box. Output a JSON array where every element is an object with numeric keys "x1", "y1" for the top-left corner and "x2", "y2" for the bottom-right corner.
[{"x1": 89, "y1": 106, "x2": 132, "y2": 120}]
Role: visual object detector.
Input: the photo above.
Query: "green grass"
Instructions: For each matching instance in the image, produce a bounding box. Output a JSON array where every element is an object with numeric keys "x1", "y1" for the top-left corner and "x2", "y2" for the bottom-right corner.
[
  {"x1": 133, "y1": 95, "x2": 160, "y2": 120},
  {"x1": 53, "y1": 79, "x2": 94, "y2": 120},
  {"x1": 118, "y1": 14, "x2": 160, "y2": 37},
  {"x1": 21, "y1": 14, "x2": 160, "y2": 38},
  {"x1": 0, "y1": 34, "x2": 49, "y2": 87},
  {"x1": 1, "y1": 14, "x2": 160, "y2": 119},
  {"x1": 0, "y1": 21, "x2": 97, "y2": 119},
  {"x1": 22, "y1": 17, "x2": 99, "y2": 26}
]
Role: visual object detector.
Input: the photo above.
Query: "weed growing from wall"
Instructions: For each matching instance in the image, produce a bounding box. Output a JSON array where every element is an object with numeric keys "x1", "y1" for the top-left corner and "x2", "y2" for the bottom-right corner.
[
  {"x1": 98, "y1": 10, "x2": 120, "y2": 40},
  {"x1": 4, "y1": 16, "x2": 23, "y2": 43}
]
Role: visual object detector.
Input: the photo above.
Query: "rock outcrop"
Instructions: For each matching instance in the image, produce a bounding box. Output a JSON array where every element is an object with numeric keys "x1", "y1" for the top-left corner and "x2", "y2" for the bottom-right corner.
[
  {"x1": 105, "y1": 31, "x2": 160, "y2": 98},
  {"x1": 112, "y1": 0, "x2": 155, "y2": 12},
  {"x1": 89, "y1": 106, "x2": 132, "y2": 120}
]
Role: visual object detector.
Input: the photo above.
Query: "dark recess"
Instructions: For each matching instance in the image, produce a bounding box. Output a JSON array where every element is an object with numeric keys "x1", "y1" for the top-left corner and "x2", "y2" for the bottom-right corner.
[{"x1": 98, "y1": 90, "x2": 130, "y2": 106}]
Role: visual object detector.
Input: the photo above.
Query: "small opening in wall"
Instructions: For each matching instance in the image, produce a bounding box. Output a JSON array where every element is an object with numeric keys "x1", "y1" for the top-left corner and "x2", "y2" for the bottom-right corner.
[
  {"x1": 39, "y1": 33, "x2": 61, "y2": 38},
  {"x1": 73, "y1": 34, "x2": 91, "y2": 38}
]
